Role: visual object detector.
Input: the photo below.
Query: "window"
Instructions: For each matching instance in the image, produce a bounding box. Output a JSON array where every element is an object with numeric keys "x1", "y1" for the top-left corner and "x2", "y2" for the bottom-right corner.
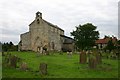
[{"x1": 37, "y1": 19, "x2": 40, "y2": 24}]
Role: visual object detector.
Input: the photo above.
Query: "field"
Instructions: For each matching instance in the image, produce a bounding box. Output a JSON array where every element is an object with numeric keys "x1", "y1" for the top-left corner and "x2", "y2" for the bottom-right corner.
[{"x1": 2, "y1": 51, "x2": 119, "y2": 78}]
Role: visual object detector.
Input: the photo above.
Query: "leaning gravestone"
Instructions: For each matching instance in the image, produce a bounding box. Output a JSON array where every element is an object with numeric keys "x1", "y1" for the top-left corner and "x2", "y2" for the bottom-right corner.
[
  {"x1": 80, "y1": 51, "x2": 87, "y2": 64},
  {"x1": 88, "y1": 53, "x2": 97, "y2": 69},
  {"x1": 10, "y1": 55, "x2": 18, "y2": 68},
  {"x1": 39, "y1": 63, "x2": 47, "y2": 75}
]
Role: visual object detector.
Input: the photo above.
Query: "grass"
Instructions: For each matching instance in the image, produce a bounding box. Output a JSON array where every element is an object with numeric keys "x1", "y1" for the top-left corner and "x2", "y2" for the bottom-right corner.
[{"x1": 2, "y1": 51, "x2": 119, "y2": 78}]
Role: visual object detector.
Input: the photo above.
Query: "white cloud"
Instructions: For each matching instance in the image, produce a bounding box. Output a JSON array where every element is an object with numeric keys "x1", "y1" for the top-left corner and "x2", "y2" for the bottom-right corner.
[{"x1": 0, "y1": 0, "x2": 119, "y2": 44}]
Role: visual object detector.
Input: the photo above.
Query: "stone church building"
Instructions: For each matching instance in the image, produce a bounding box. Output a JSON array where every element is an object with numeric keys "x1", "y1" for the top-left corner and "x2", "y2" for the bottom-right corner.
[{"x1": 19, "y1": 11, "x2": 74, "y2": 52}]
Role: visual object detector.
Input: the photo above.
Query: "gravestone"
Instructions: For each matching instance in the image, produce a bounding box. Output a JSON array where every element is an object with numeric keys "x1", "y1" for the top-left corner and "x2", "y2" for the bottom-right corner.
[
  {"x1": 96, "y1": 52, "x2": 102, "y2": 64},
  {"x1": 20, "y1": 62, "x2": 28, "y2": 71},
  {"x1": 88, "y1": 54, "x2": 97, "y2": 69},
  {"x1": 39, "y1": 63, "x2": 47, "y2": 75},
  {"x1": 80, "y1": 51, "x2": 87, "y2": 64},
  {"x1": 4, "y1": 53, "x2": 11, "y2": 66},
  {"x1": 10, "y1": 55, "x2": 18, "y2": 68}
]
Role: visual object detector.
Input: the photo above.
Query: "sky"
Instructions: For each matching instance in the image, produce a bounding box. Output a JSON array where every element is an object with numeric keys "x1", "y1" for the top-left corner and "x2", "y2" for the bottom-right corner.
[{"x1": 0, "y1": 0, "x2": 119, "y2": 45}]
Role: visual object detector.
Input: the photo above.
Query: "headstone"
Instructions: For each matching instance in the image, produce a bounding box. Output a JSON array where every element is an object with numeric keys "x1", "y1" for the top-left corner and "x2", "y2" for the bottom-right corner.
[
  {"x1": 88, "y1": 54, "x2": 97, "y2": 69},
  {"x1": 96, "y1": 53, "x2": 102, "y2": 64},
  {"x1": 4, "y1": 53, "x2": 11, "y2": 66},
  {"x1": 80, "y1": 51, "x2": 87, "y2": 64},
  {"x1": 39, "y1": 63, "x2": 47, "y2": 75},
  {"x1": 10, "y1": 55, "x2": 18, "y2": 68},
  {"x1": 20, "y1": 62, "x2": 28, "y2": 71}
]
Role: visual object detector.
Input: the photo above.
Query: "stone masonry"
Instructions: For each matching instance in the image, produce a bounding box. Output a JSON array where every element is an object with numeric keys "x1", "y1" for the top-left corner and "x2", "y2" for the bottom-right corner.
[{"x1": 19, "y1": 11, "x2": 74, "y2": 52}]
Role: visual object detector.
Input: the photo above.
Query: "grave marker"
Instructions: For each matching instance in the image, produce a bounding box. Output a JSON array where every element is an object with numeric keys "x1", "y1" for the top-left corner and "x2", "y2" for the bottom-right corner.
[
  {"x1": 39, "y1": 63, "x2": 47, "y2": 75},
  {"x1": 80, "y1": 51, "x2": 87, "y2": 64}
]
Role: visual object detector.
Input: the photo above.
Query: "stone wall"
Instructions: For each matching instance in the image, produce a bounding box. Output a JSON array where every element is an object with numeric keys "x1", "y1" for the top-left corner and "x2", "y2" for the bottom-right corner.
[{"x1": 20, "y1": 32, "x2": 31, "y2": 50}]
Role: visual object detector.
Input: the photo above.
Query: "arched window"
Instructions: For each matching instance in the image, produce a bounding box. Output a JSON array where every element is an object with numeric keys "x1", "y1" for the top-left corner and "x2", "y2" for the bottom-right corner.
[{"x1": 37, "y1": 19, "x2": 40, "y2": 24}]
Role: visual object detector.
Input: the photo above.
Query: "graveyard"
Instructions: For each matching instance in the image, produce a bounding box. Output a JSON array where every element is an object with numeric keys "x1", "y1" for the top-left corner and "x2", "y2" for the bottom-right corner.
[{"x1": 2, "y1": 51, "x2": 119, "y2": 78}]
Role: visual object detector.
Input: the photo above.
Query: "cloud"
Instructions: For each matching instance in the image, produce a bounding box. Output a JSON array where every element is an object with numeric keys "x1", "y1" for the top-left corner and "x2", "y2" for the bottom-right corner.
[{"x1": 0, "y1": 0, "x2": 119, "y2": 44}]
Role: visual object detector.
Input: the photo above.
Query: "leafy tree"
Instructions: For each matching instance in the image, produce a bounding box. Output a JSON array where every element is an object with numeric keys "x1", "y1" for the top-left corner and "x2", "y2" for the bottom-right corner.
[
  {"x1": 117, "y1": 40, "x2": 120, "y2": 45},
  {"x1": 117, "y1": 40, "x2": 120, "y2": 50},
  {"x1": 105, "y1": 39, "x2": 115, "y2": 52},
  {"x1": 2, "y1": 42, "x2": 18, "y2": 51},
  {"x1": 71, "y1": 23, "x2": 99, "y2": 50}
]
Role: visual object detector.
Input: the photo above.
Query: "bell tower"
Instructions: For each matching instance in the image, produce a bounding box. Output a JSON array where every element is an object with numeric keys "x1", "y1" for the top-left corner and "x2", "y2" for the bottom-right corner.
[
  {"x1": 36, "y1": 11, "x2": 42, "y2": 19},
  {"x1": 35, "y1": 11, "x2": 42, "y2": 24}
]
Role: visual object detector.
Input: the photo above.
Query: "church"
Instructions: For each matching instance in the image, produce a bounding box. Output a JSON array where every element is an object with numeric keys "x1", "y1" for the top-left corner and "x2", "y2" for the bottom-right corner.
[{"x1": 19, "y1": 11, "x2": 74, "y2": 52}]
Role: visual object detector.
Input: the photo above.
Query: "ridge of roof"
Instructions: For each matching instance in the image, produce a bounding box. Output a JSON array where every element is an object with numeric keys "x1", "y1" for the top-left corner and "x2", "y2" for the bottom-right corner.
[
  {"x1": 29, "y1": 19, "x2": 64, "y2": 31},
  {"x1": 60, "y1": 35, "x2": 74, "y2": 40}
]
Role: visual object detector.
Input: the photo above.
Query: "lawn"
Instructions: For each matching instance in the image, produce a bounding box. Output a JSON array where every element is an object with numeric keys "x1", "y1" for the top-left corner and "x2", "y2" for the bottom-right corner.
[{"x1": 2, "y1": 51, "x2": 119, "y2": 78}]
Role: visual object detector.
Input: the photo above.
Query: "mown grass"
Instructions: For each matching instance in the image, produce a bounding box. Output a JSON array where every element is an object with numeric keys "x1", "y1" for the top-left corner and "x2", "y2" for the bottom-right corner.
[{"x1": 2, "y1": 51, "x2": 119, "y2": 78}]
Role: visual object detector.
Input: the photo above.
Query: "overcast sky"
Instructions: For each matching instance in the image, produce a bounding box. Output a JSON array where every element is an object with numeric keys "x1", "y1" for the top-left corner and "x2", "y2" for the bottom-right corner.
[{"x1": 0, "y1": 0, "x2": 119, "y2": 44}]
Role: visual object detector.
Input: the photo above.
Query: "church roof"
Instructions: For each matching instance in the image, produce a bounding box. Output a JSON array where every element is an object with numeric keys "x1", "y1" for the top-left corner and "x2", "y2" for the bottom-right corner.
[
  {"x1": 60, "y1": 35, "x2": 74, "y2": 44},
  {"x1": 29, "y1": 19, "x2": 64, "y2": 31},
  {"x1": 43, "y1": 19, "x2": 64, "y2": 31}
]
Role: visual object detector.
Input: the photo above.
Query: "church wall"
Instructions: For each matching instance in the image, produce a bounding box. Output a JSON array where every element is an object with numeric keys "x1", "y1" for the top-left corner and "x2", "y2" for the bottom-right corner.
[
  {"x1": 30, "y1": 19, "x2": 49, "y2": 51},
  {"x1": 20, "y1": 32, "x2": 31, "y2": 50}
]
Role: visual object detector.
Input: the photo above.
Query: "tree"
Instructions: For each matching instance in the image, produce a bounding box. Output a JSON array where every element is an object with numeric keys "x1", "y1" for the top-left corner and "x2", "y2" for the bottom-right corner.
[
  {"x1": 105, "y1": 39, "x2": 115, "y2": 52},
  {"x1": 117, "y1": 40, "x2": 120, "y2": 51},
  {"x1": 71, "y1": 23, "x2": 99, "y2": 50},
  {"x1": 2, "y1": 42, "x2": 18, "y2": 51}
]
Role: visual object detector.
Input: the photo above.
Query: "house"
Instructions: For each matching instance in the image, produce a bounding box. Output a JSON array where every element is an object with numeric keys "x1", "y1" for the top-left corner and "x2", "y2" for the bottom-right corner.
[{"x1": 95, "y1": 36, "x2": 117, "y2": 49}]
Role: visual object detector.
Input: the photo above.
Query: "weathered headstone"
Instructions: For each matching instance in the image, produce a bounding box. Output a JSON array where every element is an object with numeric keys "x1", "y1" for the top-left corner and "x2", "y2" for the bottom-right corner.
[
  {"x1": 39, "y1": 63, "x2": 47, "y2": 75},
  {"x1": 88, "y1": 54, "x2": 97, "y2": 69},
  {"x1": 20, "y1": 62, "x2": 28, "y2": 71},
  {"x1": 96, "y1": 52, "x2": 102, "y2": 64},
  {"x1": 4, "y1": 53, "x2": 11, "y2": 66},
  {"x1": 10, "y1": 55, "x2": 18, "y2": 68},
  {"x1": 80, "y1": 51, "x2": 87, "y2": 64}
]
